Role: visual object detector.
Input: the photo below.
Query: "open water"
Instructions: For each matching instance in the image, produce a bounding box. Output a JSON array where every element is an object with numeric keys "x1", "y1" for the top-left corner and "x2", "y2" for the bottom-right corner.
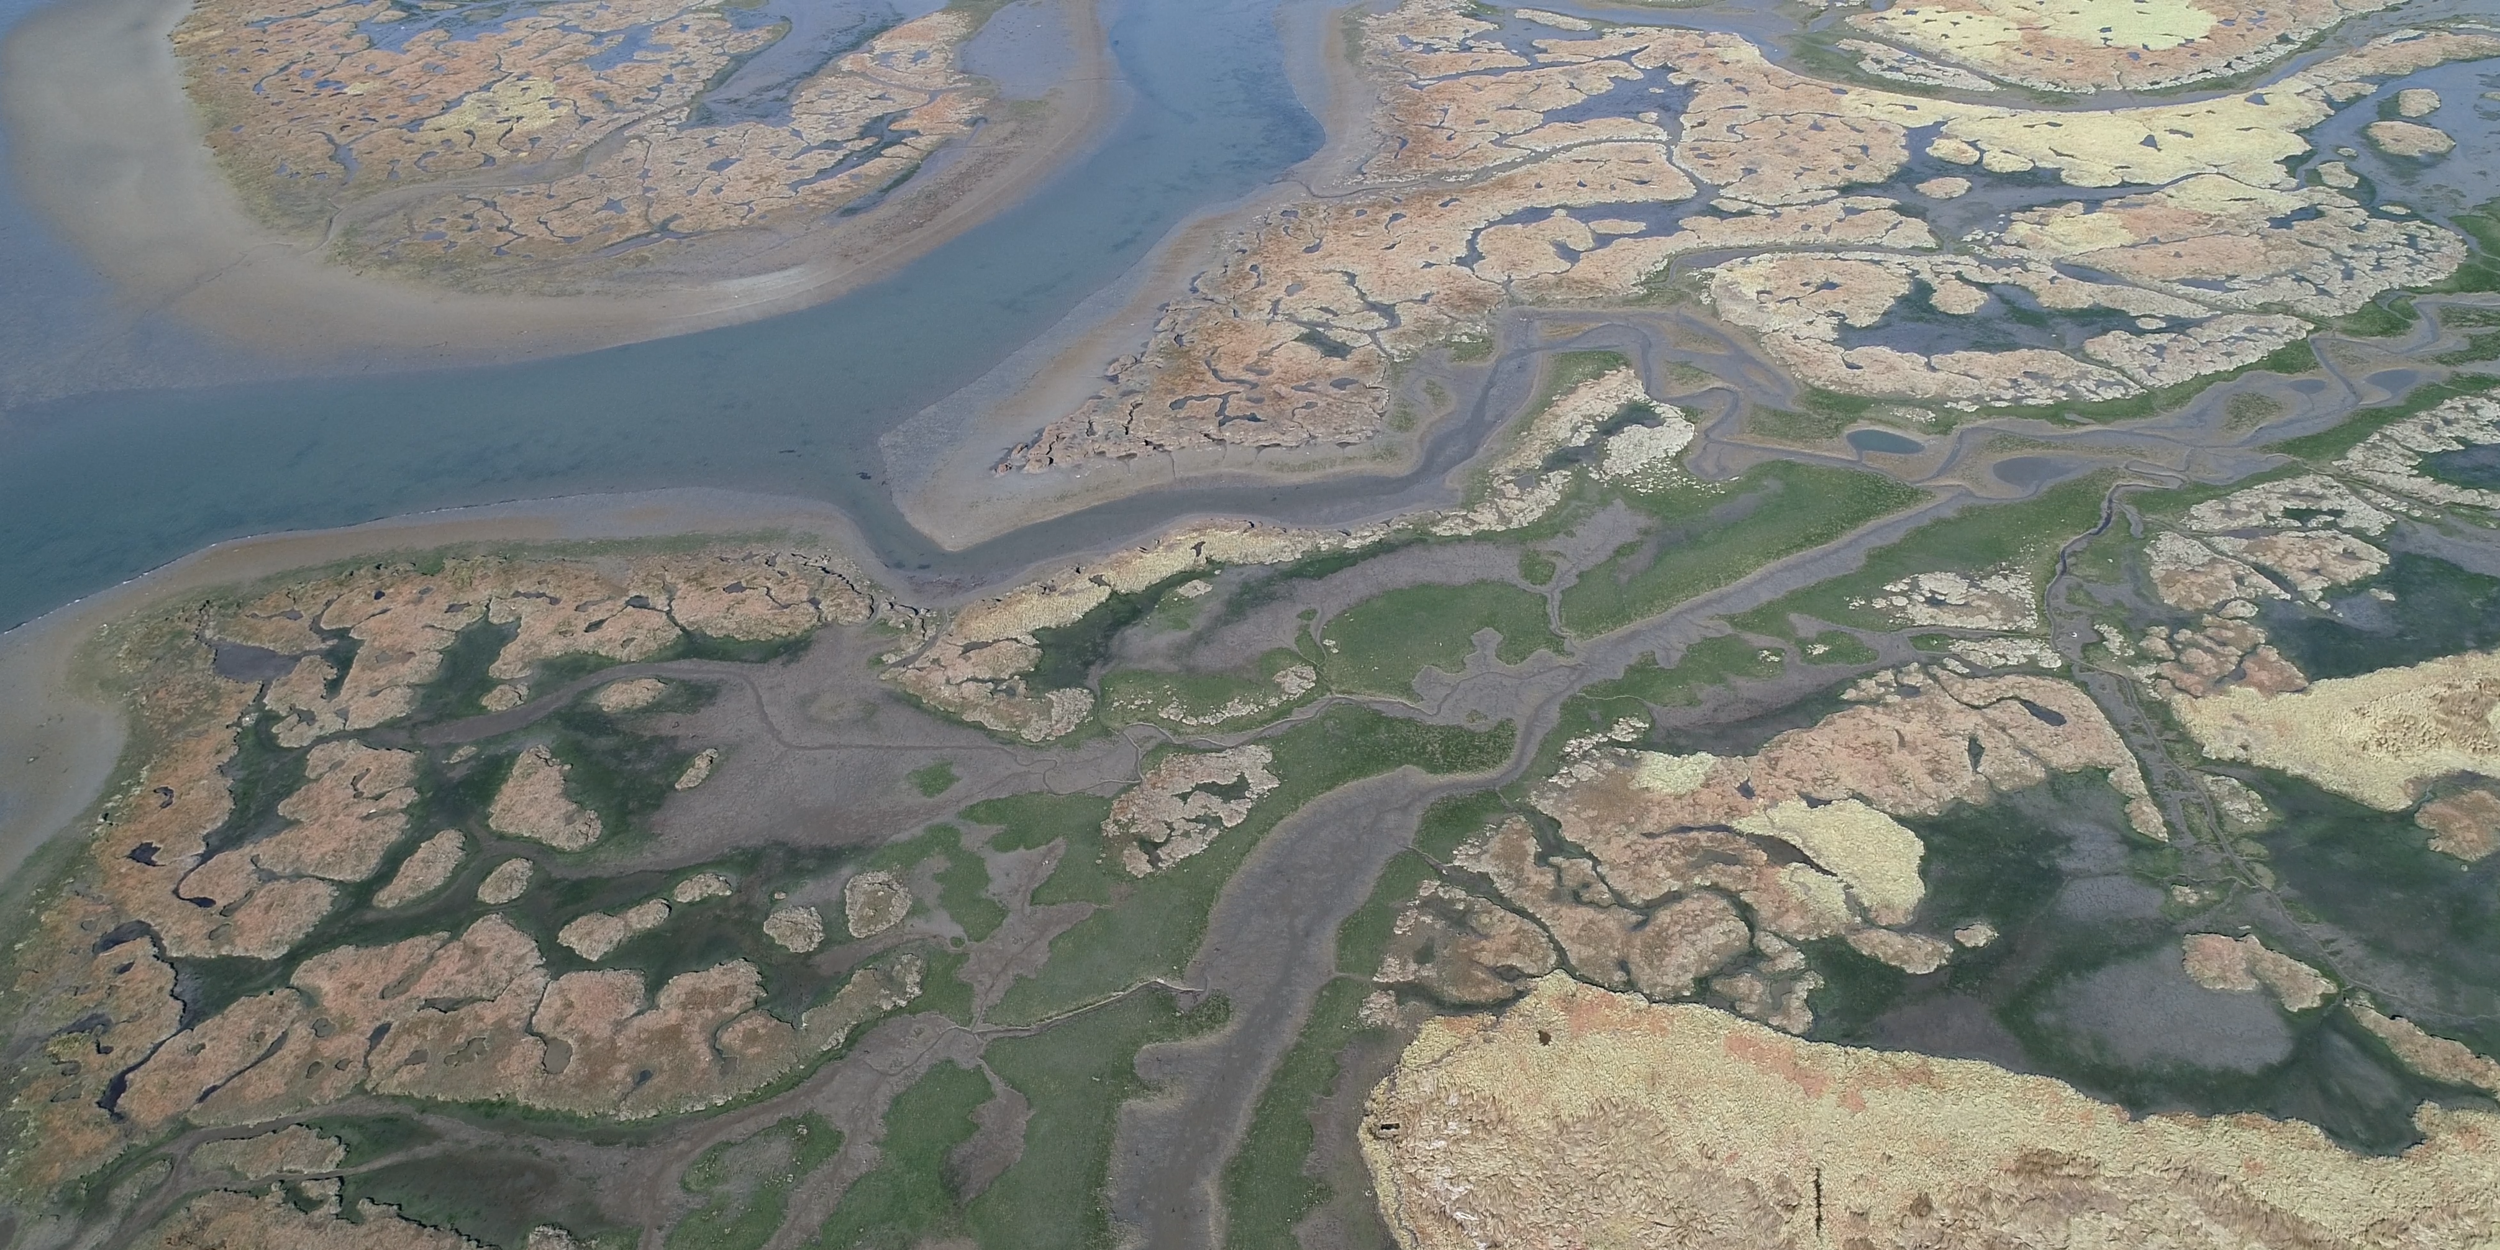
[
  {"x1": 1, "y1": 0, "x2": 2490, "y2": 631},
  {"x1": 0, "y1": 0, "x2": 1322, "y2": 629}
]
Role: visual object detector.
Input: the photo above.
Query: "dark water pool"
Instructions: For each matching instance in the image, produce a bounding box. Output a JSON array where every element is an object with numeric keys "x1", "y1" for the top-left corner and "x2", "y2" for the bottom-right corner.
[{"x1": 1846, "y1": 428, "x2": 1924, "y2": 455}]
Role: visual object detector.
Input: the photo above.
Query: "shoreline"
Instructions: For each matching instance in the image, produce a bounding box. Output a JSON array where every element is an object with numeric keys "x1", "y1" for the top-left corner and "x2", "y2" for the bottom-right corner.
[
  {"x1": 0, "y1": 0, "x2": 1115, "y2": 375},
  {"x1": 887, "y1": 0, "x2": 1393, "y2": 551},
  {"x1": 0, "y1": 462, "x2": 1491, "y2": 891},
  {"x1": 0, "y1": 487, "x2": 900, "y2": 890}
]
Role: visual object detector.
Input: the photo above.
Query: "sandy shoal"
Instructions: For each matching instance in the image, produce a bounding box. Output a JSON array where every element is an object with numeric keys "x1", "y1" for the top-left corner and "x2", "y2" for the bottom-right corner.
[{"x1": 884, "y1": 0, "x2": 1398, "y2": 551}]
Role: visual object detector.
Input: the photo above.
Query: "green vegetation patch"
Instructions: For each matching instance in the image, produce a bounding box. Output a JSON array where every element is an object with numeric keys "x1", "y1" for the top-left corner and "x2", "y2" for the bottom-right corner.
[
  {"x1": 415, "y1": 615, "x2": 523, "y2": 720},
  {"x1": 1911, "y1": 787, "x2": 2071, "y2": 952},
  {"x1": 1799, "y1": 937, "x2": 1913, "y2": 1041},
  {"x1": 1223, "y1": 975, "x2": 1386, "y2": 1250},
  {"x1": 987, "y1": 707, "x2": 1512, "y2": 1024},
  {"x1": 1746, "y1": 404, "x2": 1855, "y2": 445},
  {"x1": 670, "y1": 1114, "x2": 846, "y2": 1250},
  {"x1": 1322, "y1": 581, "x2": 1562, "y2": 695},
  {"x1": 1028, "y1": 571, "x2": 1205, "y2": 693},
  {"x1": 1225, "y1": 791, "x2": 1511, "y2": 1248},
  {"x1": 1620, "y1": 635, "x2": 1786, "y2": 705},
  {"x1": 936, "y1": 830, "x2": 1007, "y2": 942},
  {"x1": 966, "y1": 791, "x2": 1116, "y2": 856},
  {"x1": 2332, "y1": 299, "x2": 2416, "y2": 340},
  {"x1": 1098, "y1": 649, "x2": 1322, "y2": 733},
  {"x1": 802, "y1": 1062, "x2": 994, "y2": 1249},
  {"x1": 196, "y1": 712, "x2": 317, "y2": 863},
  {"x1": 1731, "y1": 471, "x2": 2109, "y2": 639},
  {"x1": 2259, "y1": 553, "x2": 2500, "y2": 682},
  {"x1": 2257, "y1": 769, "x2": 2500, "y2": 1057},
  {"x1": 527, "y1": 701, "x2": 704, "y2": 855},
  {"x1": 299, "y1": 1114, "x2": 435, "y2": 1167},
  {"x1": 909, "y1": 761, "x2": 960, "y2": 798},
  {"x1": 962, "y1": 992, "x2": 1231, "y2": 1249},
  {"x1": 1209, "y1": 539, "x2": 1427, "y2": 630},
  {"x1": 343, "y1": 1146, "x2": 618, "y2": 1249},
  {"x1": 914, "y1": 949, "x2": 978, "y2": 1025},
  {"x1": 1222, "y1": 1059, "x2": 1366, "y2": 1243},
  {"x1": 1801, "y1": 630, "x2": 1877, "y2": 665},
  {"x1": 1561, "y1": 461, "x2": 1927, "y2": 638}
]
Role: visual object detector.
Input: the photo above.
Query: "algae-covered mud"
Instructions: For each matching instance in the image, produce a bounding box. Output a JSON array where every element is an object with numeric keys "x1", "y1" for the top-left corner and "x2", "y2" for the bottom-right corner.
[{"x1": 6, "y1": 0, "x2": 2500, "y2": 1245}]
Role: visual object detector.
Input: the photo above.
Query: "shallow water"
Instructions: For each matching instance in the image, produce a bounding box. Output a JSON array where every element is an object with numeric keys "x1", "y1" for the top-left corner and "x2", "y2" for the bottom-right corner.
[
  {"x1": 0, "y1": 0, "x2": 2490, "y2": 634},
  {"x1": 0, "y1": 0, "x2": 1322, "y2": 629},
  {"x1": 1845, "y1": 428, "x2": 1924, "y2": 455},
  {"x1": 699, "y1": 0, "x2": 948, "y2": 124},
  {"x1": 1992, "y1": 455, "x2": 2075, "y2": 488}
]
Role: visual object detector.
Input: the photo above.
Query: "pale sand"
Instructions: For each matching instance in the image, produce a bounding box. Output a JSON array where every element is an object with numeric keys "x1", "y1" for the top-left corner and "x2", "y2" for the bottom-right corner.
[
  {"x1": 0, "y1": 0, "x2": 1110, "y2": 372},
  {"x1": 886, "y1": 0, "x2": 1400, "y2": 551}
]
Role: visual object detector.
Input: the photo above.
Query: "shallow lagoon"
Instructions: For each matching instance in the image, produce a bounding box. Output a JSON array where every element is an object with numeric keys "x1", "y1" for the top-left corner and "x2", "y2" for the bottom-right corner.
[
  {"x1": 0, "y1": 0, "x2": 1324, "y2": 628},
  {"x1": 1846, "y1": 428, "x2": 1924, "y2": 455}
]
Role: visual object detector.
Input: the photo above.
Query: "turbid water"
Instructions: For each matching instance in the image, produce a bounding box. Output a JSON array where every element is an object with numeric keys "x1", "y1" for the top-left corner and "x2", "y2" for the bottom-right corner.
[
  {"x1": 0, "y1": 0, "x2": 1324, "y2": 629},
  {"x1": 1847, "y1": 428, "x2": 1926, "y2": 456},
  {"x1": 1, "y1": 0, "x2": 2491, "y2": 641}
]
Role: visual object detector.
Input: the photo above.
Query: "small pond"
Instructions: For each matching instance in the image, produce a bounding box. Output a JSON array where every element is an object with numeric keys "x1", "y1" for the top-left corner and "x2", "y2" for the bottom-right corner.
[{"x1": 1846, "y1": 428, "x2": 1924, "y2": 455}]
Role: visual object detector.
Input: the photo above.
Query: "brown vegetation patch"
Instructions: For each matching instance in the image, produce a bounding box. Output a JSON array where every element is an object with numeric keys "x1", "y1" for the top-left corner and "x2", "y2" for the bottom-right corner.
[
  {"x1": 1847, "y1": 0, "x2": 2397, "y2": 92},
  {"x1": 487, "y1": 745, "x2": 602, "y2": 852},
  {"x1": 1364, "y1": 975, "x2": 2500, "y2": 1250},
  {"x1": 175, "y1": 0, "x2": 988, "y2": 285},
  {"x1": 2417, "y1": 787, "x2": 2500, "y2": 862},
  {"x1": 113, "y1": 915, "x2": 919, "y2": 1132},
  {"x1": 2171, "y1": 649, "x2": 2500, "y2": 810},
  {"x1": 142, "y1": 1186, "x2": 474, "y2": 1249},
  {"x1": 1105, "y1": 746, "x2": 1281, "y2": 875}
]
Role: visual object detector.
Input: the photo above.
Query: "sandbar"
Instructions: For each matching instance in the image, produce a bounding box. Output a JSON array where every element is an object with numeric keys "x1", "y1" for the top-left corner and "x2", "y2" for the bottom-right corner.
[{"x1": 885, "y1": 0, "x2": 1391, "y2": 550}]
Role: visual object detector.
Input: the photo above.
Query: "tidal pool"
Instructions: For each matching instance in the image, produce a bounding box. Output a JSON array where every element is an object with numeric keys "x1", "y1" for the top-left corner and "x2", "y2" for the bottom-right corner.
[{"x1": 1846, "y1": 428, "x2": 1925, "y2": 455}]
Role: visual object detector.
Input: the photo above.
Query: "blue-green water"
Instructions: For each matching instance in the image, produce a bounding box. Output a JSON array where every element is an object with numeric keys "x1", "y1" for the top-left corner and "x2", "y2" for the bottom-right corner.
[
  {"x1": 1845, "y1": 428, "x2": 1923, "y2": 455},
  {"x1": 0, "y1": 0, "x2": 1322, "y2": 629}
]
